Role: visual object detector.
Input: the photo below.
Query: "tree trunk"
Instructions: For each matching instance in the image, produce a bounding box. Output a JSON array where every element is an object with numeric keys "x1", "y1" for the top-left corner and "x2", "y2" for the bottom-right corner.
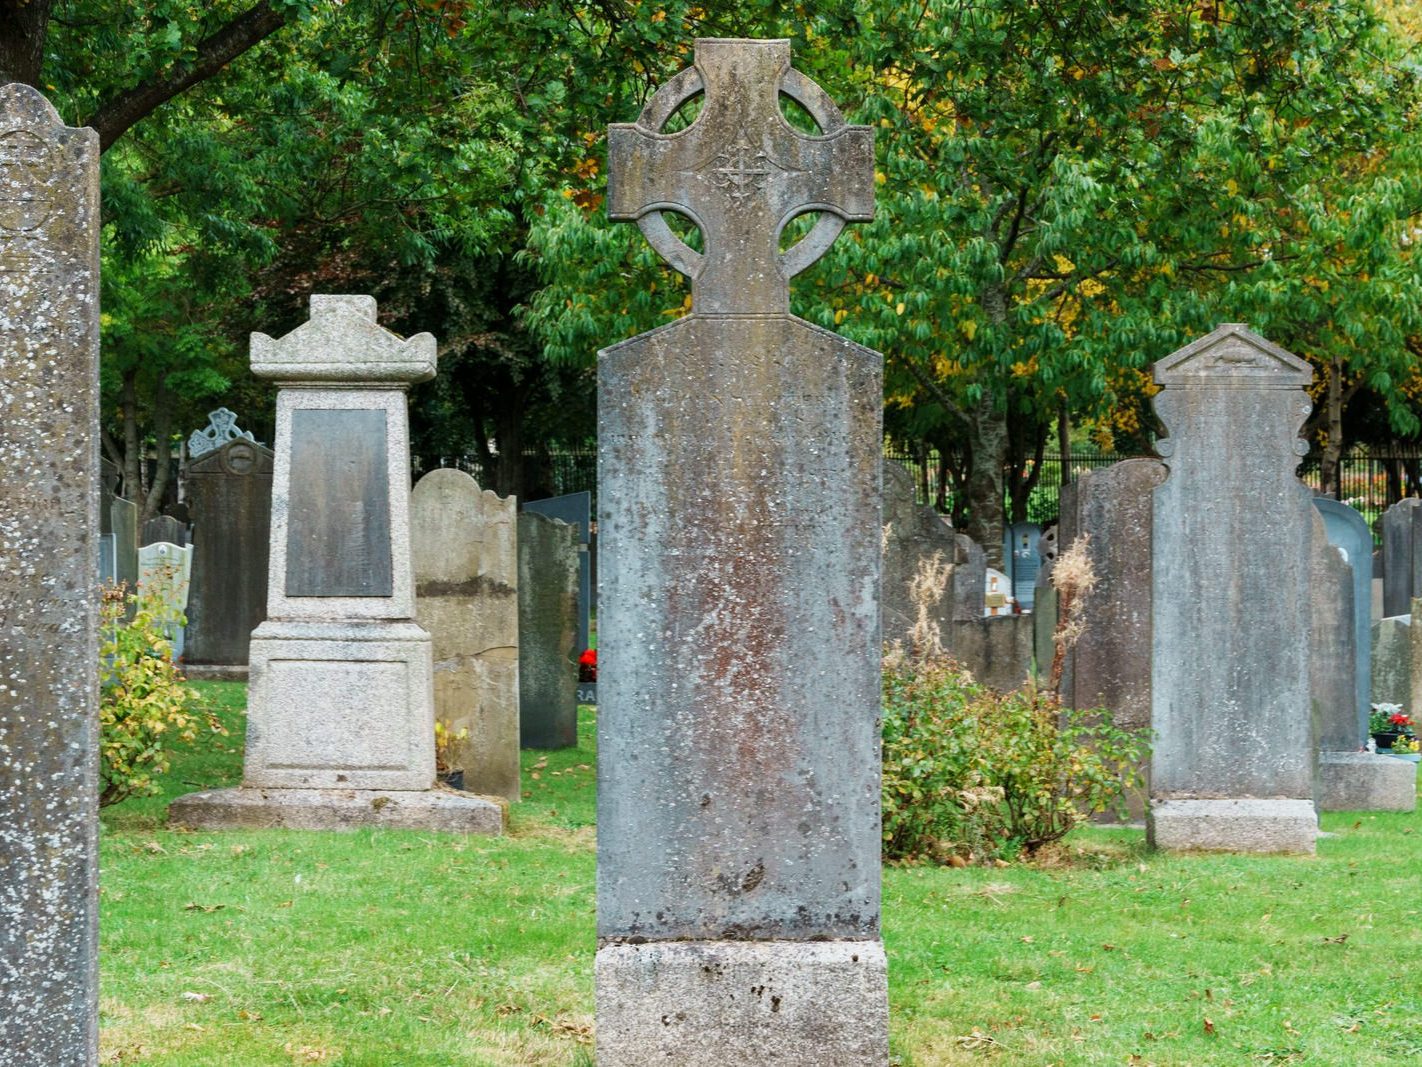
[
  {"x1": 141, "y1": 382, "x2": 172, "y2": 524},
  {"x1": 121, "y1": 370, "x2": 141, "y2": 501},
  {"x1": 492, "y1": 393, "x2": 526, "y2": 502},
  {"x1": 1319, "y1": 356, "x2": 1345, "y2": 499},
  {"x1": 0, "y1": 0, "x2": 52, "y2": 86},
  {"x1": 964, "y1": 393, "x2": 1009, "y2": 566}
]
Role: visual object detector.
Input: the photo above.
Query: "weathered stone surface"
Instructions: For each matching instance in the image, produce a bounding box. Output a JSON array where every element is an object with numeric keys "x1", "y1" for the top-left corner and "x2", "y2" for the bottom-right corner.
[
  {"x1": 185, "y1": 438, "x2": 273, "y2": 665},
  {"x1": 1372, "y1": 614, "x2": 1412, "y2": 706},
  {"x1": 1317, "y1": 751, "x2": 1416, "y2": 813},
  {"x1": 169, "y1": 296, "x2": 478, "y2": 833},
  {"x1": 0, "y1": 83, "x2": 100, "y2": 1065},
  {"x1": 1381, "y1": 498, "x2": 1422, "y2": 618},
  {"x1": 1314, "y1": 495, "x2": 1374, "y2": 735},
  {"x1": 1060, "y1": 459, "x2": 1164, "y2": 738},
  {"x1": 595, "y1": 940, "x2": 889, "y2": 1065},
  {"x1": 1149, "y1": 324, "x2": 1318, "y2": 853},
  {"x1": 111, "y1": 493, "x2": 139, "y2": 589},
  {"x1": 599, "y1": 38, "x2": 886, "y2": 1061},
  {"x1": 186, "y1": 406, "x2": 255, "y2": 458},
  {"x1": 882, "y1": 459, "x2": 982, "y2": 651},
  {"x1": 1147, "y1": 799, "x2": 1318, "y2": 853},
  {"x1": 169, "y1": 784, "x2": 503, "y2": 833},
  {"x1": 517, "y1": 510, "x2": 579, "y2": 749},
  {"x1": 947, "y1": 616, "x2": 1034, "y2": 693},
  {"x1": 413, "y1": 468, "x2": 520, "y2": 802},
  {"x1": 523, "y1": 491, "x2": 593, "y2": 655},
  {"x1": 141, "y1": 512, "x2": 189, "y2": 547}
]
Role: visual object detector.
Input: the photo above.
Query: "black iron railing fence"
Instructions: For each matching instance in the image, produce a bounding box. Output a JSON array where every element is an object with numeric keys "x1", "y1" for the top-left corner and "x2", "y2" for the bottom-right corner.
[{"x1": 430, "y1": 448, "x2": 1422, "y2": 539}]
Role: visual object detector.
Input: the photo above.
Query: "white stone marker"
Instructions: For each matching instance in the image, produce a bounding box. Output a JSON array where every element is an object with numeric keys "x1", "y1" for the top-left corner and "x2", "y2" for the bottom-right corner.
[{"x1": 170, "y1": 296, "x2": 501, "y2": 833}]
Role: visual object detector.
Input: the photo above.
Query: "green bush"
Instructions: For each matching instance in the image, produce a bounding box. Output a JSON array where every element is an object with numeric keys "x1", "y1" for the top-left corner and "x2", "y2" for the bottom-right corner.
[
  {"x1": 99, "y1": 583, "x2": 222, "y2": 807},
  {"x1": 881, "y1": 654, "x2": 1148, "y2": 864}
]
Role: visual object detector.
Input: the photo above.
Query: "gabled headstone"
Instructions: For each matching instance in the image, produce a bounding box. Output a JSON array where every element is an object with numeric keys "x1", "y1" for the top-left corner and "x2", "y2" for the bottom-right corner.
[
  {"x1": 141, "y1": 512, "x2": 189, "y2": 548},
  {"x1": 517, "y1": 510, "x2": 579, "y2": 749},
  {"x1": 597, "y1": 39, "x2": 887, "y2": 1062},
  {"x1": 523, "y1": 491, "x2": 593, "y2": 655},
  {"x1": 184, "y1": 438, "x2": 274, "y2": 666},
  {"x1": 1149, "y1": 324, "x2": 1318, "y2": 852},
  {"x1": 1313, "y1": 496, "x2": 1374, "y2": 734},
  {"x1": 413, "y1": 469, "x2": 521, "y2": 802},
  {"x1": 0, "y1": 83, "x2": 101, "y2": 1064},
  {"x1": 169, "y1": 296, "x2": 501, "y2": 834}
]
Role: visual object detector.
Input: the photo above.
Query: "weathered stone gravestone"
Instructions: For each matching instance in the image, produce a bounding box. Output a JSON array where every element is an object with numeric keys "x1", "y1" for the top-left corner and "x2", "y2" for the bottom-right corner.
[
  {"x1": 110, "y1": 488, "x2": 139, "y2": 590},
  {"x1": 1381, "y1": 498, "x2": 1422, "y2": 618},
  {"x1": 169, "y1": 296, "x2": 501, "y2": 833},
  {"x1": 1313, "y1": 497, "x2": 1374, "y2": 735},
  {"x1": 1059, "y1": 459, "x2": 1165, "y2": 818},
  {"x1": 882, "y1": 458, "x2": 984, "y2": 651},
  {"x1": 137, "y1": 541, "x2": 194, "y2": 660},
  {"x1": 517, "y1": 510, "x2": 579, "y2": 749},
  {"x1": 141, "y1": 512, "x2": 189, "y2": 547},
  {"x1": 412, "y1": 468, "x2": 521, "y2": 803},
  {"x1": 187, "y1": 406, "x2": 255, "y2": 458},
  {"x1": 524, "y1": 490, "x2": 593, "y2": 655},
  {"x1": 1004, "y1": 521, "x2": 1042, "y2": 610},
  {"x1": 0, "y1": 83, "x2": 100, "y2": 1065},
  {"x1": 1311, "y1": 527, "x2": 1415, "y2": 812},
  {"x1": 1372, "y1": 614, "x2": 1411, "y2": 706},
  {"x1": 184, "y1": 438, "x2": 273, "y2": 669},
  {"x1": 597, "y1": 39, "x2": 886, "y2": 1063},
  {"x1": 1149, "y1": 324, "x2": 1318, "y2": 853},
  {"x1": 99, "y1": 457, "x2": 118, "y2": 582}
]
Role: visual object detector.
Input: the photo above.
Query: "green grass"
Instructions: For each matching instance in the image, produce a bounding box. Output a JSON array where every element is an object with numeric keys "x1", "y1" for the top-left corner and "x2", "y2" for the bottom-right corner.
[{"x1": 101, "y1": 683, "x2": 1422, "y2": 1065}]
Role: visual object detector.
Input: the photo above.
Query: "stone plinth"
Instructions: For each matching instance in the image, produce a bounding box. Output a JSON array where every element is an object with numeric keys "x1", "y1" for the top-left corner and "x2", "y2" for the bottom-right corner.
[
  {"x1": 412, "y1": 468, "x2": 521, "y2": 802},
  {"x1": 0, "y1": 83, "x2": 101, "y2": 1065},
  {"x1": 1148, "y1": 325, "x2": 1318, "y2": 853},
  {"x1": 597, "y1": 39, "x2": 886, "y2": 1062},
  {"x1": 170, "y1": 296, "x2": 501, "y2": 835}
]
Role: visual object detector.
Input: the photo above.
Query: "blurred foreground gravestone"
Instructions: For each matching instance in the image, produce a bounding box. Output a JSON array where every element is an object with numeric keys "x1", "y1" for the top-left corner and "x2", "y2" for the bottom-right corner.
[
  {"x1": 596, "y1": 38, "x2": 887, "y2": 1064},
  {"x1": 0, "y1": 83, "x2": 101, "y2": 1066}
]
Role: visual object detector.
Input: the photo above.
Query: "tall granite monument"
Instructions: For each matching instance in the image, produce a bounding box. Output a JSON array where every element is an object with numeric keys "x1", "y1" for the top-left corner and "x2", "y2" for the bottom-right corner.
[
  {"x1": 412, "y1": 468, "x2": 521, "y2": 802},
  {"x1": 1149, "y1": 325, "x2": 1318, "y2": 853},
  {"x1": 597, "y1": 39, "x2": 887, "y2": 1062},
  {"x1": 170, "y1": 296, "x2": 500, "y2": 833},
  {"x1": 0, "y1": 84, "x2": 101, "y2": 1065}
]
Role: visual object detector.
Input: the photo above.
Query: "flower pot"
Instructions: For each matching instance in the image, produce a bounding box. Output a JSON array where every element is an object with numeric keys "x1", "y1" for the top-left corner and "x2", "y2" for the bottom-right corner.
[{"x1": 1372, "y1": 731, "x2": 1402, "y2": 750}]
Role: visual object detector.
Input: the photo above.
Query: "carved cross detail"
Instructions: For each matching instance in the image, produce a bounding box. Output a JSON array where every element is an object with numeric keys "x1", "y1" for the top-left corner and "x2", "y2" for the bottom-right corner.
[{"x1": 608, "y1": 38, "x2": 874, "y2": 315}]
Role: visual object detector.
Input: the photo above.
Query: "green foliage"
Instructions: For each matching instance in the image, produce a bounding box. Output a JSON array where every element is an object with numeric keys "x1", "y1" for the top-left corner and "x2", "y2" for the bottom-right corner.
[
  {"x1": 98, "y1": 583, "x2": 220, "y2": 808},
  {"x1": 881, "y1": 654, "x2": 1147, "y2": 863}
]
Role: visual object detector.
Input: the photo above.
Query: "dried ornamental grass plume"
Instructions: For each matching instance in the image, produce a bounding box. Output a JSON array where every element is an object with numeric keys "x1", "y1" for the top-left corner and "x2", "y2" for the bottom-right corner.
[
  {"x1": 1048, "y1": 533, "x2": 1097, "y2": 695},
  {"x1": 908, "y1": 549, "x2": 952, "y2": 659}
]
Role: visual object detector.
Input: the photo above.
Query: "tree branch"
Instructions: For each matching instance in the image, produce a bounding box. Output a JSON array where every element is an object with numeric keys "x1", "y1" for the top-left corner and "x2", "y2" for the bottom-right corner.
[{"x1": 85, "y1": 2, "x2": 290, "y2": 152}]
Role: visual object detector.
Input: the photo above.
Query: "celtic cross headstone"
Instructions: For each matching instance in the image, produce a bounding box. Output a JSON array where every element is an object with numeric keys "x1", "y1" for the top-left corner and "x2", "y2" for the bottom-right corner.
[
  {"x1": 597, "y1": 39, "x2": 887, "y2": 1063},
  {"x1": 0, "y1": 83, "x2": 101, "y2": 1065}
]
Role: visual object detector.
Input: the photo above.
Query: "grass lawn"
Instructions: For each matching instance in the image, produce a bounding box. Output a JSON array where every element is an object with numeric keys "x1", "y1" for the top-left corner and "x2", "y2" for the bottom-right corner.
[{"x1": 100, "y1": 682, "x2": 1422, "y2": 1065}]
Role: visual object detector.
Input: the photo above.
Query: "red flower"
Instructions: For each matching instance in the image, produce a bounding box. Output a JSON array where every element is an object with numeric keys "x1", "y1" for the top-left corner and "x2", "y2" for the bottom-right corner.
[
  {"x1": 579, "y1": 649, "x2": 597, "y2": 667},
  {"x1": 1390, "y1": 712, "x2": 1412, "y2": 729},
  {"x1": 578, "y1": 647, "x2": 597, "y2": 682}
]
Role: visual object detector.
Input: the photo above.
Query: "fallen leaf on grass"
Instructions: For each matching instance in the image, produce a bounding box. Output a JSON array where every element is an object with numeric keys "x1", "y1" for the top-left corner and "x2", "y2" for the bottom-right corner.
[
  {"x1": 183, "y1": 903, "x2": 226, "y2": 913},
  {"x1": 1321, "y1": 934, "x2": 1348, "y2": 945},
  {"x1": 1204, "y1": 1017, "x2": 1216, "y2": 1036},
  {"x1": 180, "y1": 991, "x2": 210, "y2": 1003},
  {"x1": 955, "y1": 1028, "x2": 1002, "y2": 1051}
]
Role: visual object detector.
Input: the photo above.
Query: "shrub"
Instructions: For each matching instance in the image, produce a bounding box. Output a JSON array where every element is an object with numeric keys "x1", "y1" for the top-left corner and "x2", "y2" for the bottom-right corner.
[
  {"x1": 99, "y1": 583, "x2": 221, "y2": 807},
  {"x1": 881, "y1": 653, "x2": 1148, "y2": 864}
]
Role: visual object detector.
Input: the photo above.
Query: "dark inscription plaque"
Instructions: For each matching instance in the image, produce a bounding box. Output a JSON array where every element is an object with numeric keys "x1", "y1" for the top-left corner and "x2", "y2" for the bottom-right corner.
[{"x1": 285, "y1": 408, "x2": 393, "y2": 596}]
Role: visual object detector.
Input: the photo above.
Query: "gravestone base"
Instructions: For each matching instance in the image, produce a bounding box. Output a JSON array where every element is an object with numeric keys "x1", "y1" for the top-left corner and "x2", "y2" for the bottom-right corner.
[
  {"x1": 1148, "y1": 798, "x2": 1317, "y2": 854},
  {"x1": 594, "y1": 939, "x2": 888, "y2": 1066},
  {"x1": 244, "y1": 620, "x2": 435, "y2": 790},
  {"x1": 184, "y1": 664, "x2": 250, "y2": 682},
  {"x1": 169, "y1": 785, "x2": 504, "y2": 833},
  {"x1": 1317, "y1": 751, "x2": 1417, "y2": 812}
]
